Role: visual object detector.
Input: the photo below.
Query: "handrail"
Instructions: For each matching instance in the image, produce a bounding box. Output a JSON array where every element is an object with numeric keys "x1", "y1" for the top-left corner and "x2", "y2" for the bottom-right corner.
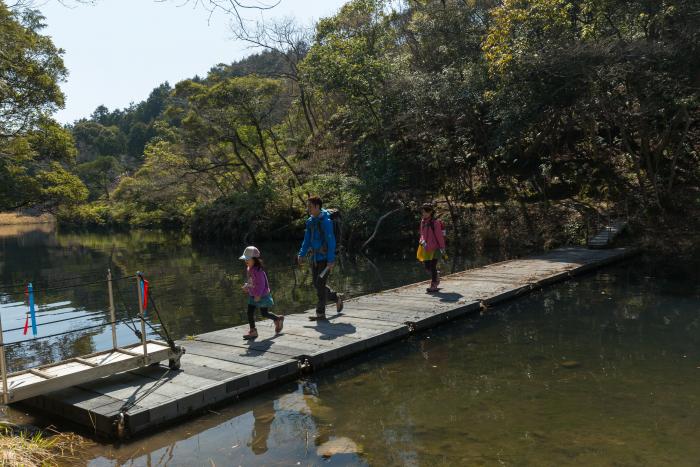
[{"x1": 0, "y1": 270, "x2": 170, "y2": 399}]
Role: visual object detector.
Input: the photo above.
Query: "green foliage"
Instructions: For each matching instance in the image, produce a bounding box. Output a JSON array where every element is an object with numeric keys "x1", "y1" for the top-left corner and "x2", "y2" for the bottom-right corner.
[
  {"x1": 295, "y1": 173, "x2": 365, "y2": 240},
  {"x1": 34, "y1": 162, "x2": 88, "y2": 210},
  {"x1": 56, "y1": 199, "x2": 115, "y2": 227},
  {"x1": 301, "y1": 0, "x2": 391, "y2": 133},
  {"x1": 191, "y1": 183, "x2": 295, "y2": 241},
  {"x1": 72, "y1": 121, "x2": 126, "y2": 162},
  {"x1": 297, "y1": 174, "x2": 362, "y2": 213},
  {"x1": 0, "y1": 4, "x2": 65, "y2": 134},
  {"x1": 482, "y1": 0, "x2": 700, "y2": 213},
  {"x1": 207, "y1": 49, "x2": 290, "y2": 81},
  {"x1": 26, "y1": 117, "x2": 78, "y2": 162},
  {"x1": 74, "y1": 155, "x2": 122, "y2": 200},
  {"x1": 14, "y1": 0, "x2": 697, "y2": 252},
  {"x1": 111, "y1": 140, "x2": 201, "y2": 227},
  {"x1": 0, "y1": 3, "x2": 88, "y2": 212}
]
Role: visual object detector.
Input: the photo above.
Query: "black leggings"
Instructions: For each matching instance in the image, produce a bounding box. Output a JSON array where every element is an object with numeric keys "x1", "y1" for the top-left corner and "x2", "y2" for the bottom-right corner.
[
  {"x1": 247, "y1": 304, "x2": 279, "y2": 329},
  {"x1": 424, "y1": 259, "x2": 439, "y2": 283}
]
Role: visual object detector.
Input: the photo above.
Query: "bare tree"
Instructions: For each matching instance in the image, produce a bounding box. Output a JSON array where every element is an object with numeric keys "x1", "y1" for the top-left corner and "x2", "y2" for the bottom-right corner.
[
  {"x1": 231, "y1": 17, "x2": 317, "y2": 135},
  {"x1": 11, "y1": 0, "x2": 279, "y2": 26},
  {"x1": 161, "y1": 0, "x2": 280, "y2": 27},
  {"x1": 9, "y1": 0, "x2": 96, "y2": 9}
]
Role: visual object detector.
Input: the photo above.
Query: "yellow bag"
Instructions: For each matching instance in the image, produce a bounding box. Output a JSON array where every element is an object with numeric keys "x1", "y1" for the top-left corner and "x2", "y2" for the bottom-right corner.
[{"x1": 416, "y1": 243, "x2": 426, "y2": 262}]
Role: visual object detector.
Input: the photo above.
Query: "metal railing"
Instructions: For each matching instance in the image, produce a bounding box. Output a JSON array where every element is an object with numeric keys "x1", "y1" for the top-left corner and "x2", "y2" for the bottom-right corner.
[
  {"x1": 0, "y1": 270, "x2": 156, "y2": 405},
  {"x1": 584, "y1": 199, "x2": 630, "y2": 246}
]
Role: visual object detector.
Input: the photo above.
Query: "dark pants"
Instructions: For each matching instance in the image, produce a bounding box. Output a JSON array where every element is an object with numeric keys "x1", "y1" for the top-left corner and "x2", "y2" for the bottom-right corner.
[
  {"x1": 247, "y1": 304, "x2": 279, "y2": 329},
  {"x1": 424, "y1": 259, "x2": 439, "y2": 283},
  {"x1": 312, "y1": 260, "x2": 338, "y2": 315}
]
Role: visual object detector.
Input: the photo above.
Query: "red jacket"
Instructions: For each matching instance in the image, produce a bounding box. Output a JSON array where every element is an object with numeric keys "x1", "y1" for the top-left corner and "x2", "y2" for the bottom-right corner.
[{"x1": 419, "y1": 218, "x2": 446, "y2": 252}]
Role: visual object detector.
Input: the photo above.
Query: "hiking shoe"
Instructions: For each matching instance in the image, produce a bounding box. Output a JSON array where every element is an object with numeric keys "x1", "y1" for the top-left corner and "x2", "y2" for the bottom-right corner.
[
  {"x1": 336, "y1": 294, "x2": 344, "y2": 313},
  {"x1": 309, "y1": 314, "x2": 327, "y2": 321},
  {"x1": 243, "y1": 329, "x2": 258, "y2": 340},
  {"x1": 275, "y1": 316, "x2": 284, "y2": 334}
]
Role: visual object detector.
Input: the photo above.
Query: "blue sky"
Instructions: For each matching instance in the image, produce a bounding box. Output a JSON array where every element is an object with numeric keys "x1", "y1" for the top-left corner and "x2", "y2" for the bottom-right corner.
[{"x1": 38, "y1": 0, "x2": 347, "y2": 123}]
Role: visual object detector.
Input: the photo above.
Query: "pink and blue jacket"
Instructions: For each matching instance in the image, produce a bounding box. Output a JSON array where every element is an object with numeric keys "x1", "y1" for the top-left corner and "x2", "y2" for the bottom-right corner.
[
  {"x1": 419, "y1": 218, "x2": 446, "y2": 252},
  {"x1": 245, "y1": 266, "x2": 270, "y2": 298}
]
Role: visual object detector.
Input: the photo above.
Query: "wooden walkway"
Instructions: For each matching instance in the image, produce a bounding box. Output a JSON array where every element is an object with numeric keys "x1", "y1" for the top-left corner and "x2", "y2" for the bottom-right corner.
[{"x1": 22, "y1": 247, "x2": 634, "y2": 439}]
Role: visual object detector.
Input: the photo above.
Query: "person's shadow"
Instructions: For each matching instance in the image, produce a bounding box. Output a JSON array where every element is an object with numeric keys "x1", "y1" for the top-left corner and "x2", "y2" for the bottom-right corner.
[
  {"x1": 241, "y1": 335, "x2": 275, "y2": 354},
  {"x1": 431, "y1": 291, "x2": 464, "y2": 303},
  {"x1": 304, "y1": 315, "x2": 357, "y2": 340}
]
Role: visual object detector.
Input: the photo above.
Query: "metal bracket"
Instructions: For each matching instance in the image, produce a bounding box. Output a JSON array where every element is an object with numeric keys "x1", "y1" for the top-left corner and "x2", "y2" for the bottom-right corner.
[
  {"x1": 169, "y1": 346, "x2": 185, "y2": 371},
  {"x1": 479, "y1": 302, "x2": 489, "y2": 314},
  {"x1": 296, "y1": 356, "x2": 313, "y2": 374}
]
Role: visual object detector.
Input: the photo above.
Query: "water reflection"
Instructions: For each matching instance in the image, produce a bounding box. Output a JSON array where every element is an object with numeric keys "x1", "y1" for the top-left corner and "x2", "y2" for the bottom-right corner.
[
  {"x1": 82, "y1": 381, "x2": 367, "y2": 466},
  {"x1": 75, "y1": 255, "x2": 700, "y2": 466},
  {"x1": 250, "y1": 400, "x2": 275, "y2": 455}
]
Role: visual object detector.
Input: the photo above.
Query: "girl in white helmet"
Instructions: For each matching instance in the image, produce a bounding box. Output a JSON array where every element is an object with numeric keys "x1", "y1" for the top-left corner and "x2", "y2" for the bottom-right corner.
[{"x1": 240, "y1": 246, "x2": 283, "y2": 339}]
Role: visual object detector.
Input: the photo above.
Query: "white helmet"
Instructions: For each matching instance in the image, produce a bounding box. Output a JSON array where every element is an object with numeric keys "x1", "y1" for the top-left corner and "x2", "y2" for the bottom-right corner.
[{"x1": 239, "y1": 245, "x2": 261, "y2": 260}]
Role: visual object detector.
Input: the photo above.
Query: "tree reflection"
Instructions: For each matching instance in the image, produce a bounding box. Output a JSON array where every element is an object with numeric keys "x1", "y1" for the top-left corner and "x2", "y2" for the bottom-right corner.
[{"x1": 0, "y1": 227, "x2": 496, "y2": 372}]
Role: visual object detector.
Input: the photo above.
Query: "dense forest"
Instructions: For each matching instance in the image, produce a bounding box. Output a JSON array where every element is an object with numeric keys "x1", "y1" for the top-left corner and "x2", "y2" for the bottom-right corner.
[{"x1": 2, "y1": 0, "x2": 698, "y2": 252}]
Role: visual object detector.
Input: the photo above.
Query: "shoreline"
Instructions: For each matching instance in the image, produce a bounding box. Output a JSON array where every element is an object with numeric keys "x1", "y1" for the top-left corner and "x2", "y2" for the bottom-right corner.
[{"x1": 0, "y1": 213, "x2": 54, "y2": 226}]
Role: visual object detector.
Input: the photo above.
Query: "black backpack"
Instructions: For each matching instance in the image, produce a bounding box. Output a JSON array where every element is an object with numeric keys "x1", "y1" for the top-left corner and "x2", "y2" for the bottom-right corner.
[{"x1": 318, "y1": 208, "x2": 342, "y2": 254}]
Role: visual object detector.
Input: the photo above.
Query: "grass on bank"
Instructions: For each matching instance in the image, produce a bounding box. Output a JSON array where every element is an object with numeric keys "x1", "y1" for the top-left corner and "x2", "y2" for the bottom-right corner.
[
  {"x1": 0, "y1": 213, "x2": 54, "y2": 226},
  {"x1": 0, "y1": 423, "x2": 90, "y2": 467}
]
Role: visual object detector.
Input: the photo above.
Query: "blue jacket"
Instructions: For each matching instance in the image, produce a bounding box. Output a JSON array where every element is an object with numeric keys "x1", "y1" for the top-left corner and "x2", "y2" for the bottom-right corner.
[{"x1": 298, "y1": 209, "x2": 336, "y2": 263}]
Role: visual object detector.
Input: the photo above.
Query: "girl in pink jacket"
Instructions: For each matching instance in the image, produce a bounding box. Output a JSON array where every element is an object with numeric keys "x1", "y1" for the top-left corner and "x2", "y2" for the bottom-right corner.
[
  {"x1": 419, "y1": 203, "x2": 446, "y2": 292},
  {"x1": 240, "y1": 246, "x2": 283, "y2": 339}
]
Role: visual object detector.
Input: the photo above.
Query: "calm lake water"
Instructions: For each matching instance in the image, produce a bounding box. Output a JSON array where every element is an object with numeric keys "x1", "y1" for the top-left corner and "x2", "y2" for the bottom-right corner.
[{"x1": 1, "y1": 225, "x2": 699, "y2": 466}]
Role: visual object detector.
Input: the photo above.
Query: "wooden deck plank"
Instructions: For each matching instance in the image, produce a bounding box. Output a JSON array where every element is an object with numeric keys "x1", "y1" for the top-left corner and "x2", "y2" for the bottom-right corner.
[
  {"x1": 8, "y1": 373, "x2": 44, "y2": 389},
  {"x1": 269, "y1": 331, "x2": 384, "y2": 366},
  {"x1": 41, "y1": 361, "x2": 94, "y2": 378},
  {"x1": 153, "y1": 362, "x2": 240, "y2": 382},
  {"x1": 281, "y1": 316, "x2": 403, "y2": 337},
  {"x1": 182, "y1": 340, "x2": 296, "y2": 369},
  {"x1": 335, "y1": 308, "x2": 472, "y2": 331},
  {"x1": 73, "y1": 370, "x2": 227, "y2": 432},
  {"x1": 83, "y1": 351, "x2": 133, "y2": 366},
  {"x1": 177, "y1": 353, "x2": 263, "y2": 375},
  {"x1": 189, "y1": 335, "x2": 304, "y2": 362},
  {"x1": 77, "y1": 374, "x2": 176, "y2": 405},
  {"x1": 281, "y1": 317, "x2": 409, "y2": 345},
  {"x1": 22, "y1": 387, "x2": 134, "y2": 436}
]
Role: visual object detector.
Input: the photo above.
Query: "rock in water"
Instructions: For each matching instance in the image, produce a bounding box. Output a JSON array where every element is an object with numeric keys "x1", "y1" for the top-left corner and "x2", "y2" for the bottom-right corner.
[
  {"x1": 317, "y1": 437, "x2": 361, "y2": 458},
  {"x1": 560, "y1": 360, "x2": 581, "y2": 369}
]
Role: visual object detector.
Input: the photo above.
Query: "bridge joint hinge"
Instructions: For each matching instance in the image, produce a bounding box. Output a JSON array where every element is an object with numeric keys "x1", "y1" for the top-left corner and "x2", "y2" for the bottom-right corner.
[{"x1": 295, "y1": 356, "x2": 313, "y2": 374}]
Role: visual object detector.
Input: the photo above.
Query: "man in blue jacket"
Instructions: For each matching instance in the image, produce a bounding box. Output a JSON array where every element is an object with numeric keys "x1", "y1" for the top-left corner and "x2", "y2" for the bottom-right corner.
[{"x1": 297, "y1": 196, "x2": 344, "y2": 320}]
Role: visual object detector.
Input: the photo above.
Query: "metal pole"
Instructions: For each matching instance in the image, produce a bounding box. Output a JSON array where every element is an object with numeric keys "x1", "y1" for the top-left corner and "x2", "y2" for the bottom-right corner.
[
  {"x1": 0, "y1": 311, "x2": 8, "y2": 405},
  {"x1": 107, "y1": 269, "x2": 117, "y2": 349},
  {"x1": 136, "y1": 273, "x2": 148, "y2": 358}
]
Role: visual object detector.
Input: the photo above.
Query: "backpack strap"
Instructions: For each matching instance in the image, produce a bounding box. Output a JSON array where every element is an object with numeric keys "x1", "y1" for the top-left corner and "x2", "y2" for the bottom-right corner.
[
  {"x1": 315, "y1": 213, "x2": 331, "y2": 253},
  {"x1": 262, "y1": 269, "x2": 270, "y2": 291}
]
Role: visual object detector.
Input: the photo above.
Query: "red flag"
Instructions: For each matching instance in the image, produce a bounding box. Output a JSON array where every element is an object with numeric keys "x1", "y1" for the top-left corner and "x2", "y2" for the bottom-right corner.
[
  {"x1": 141, "y1": 278, "x2": 149, "y2": 312},
  {"x1": 23, "y1": 314, "x2": 29, "y2": 335}
]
